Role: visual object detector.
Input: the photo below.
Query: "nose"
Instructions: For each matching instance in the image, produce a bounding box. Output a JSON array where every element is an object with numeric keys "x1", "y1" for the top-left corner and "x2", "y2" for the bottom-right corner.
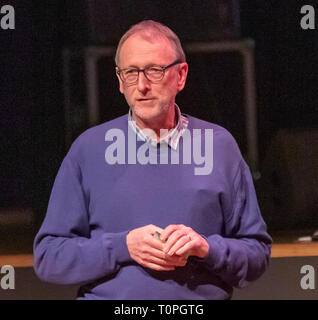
[{"x1": 136, "y1": 71, "x2": 151, "y2": 93}]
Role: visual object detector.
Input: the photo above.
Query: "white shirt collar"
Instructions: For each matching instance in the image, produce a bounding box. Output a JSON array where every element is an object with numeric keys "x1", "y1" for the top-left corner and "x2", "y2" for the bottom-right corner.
[{"x1": 128, "y1": 104, "x2": 189, "y2": 150}]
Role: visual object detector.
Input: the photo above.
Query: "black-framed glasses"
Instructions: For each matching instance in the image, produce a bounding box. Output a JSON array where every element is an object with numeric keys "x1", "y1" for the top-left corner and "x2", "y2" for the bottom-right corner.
[{"x1": 116, "y1": 60, "x2": 182, "y2": 84}]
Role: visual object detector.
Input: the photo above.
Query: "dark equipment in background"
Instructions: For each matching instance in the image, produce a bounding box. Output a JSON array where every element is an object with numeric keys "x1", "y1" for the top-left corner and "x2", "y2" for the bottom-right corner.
[{"x1": 258, "y1": 129, "x2": 318, "y2": 231}]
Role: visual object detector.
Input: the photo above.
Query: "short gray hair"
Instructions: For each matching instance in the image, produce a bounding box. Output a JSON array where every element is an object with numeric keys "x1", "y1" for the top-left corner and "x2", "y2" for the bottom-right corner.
[{"x1": 115, "y1": 20, "x2": 186, "y2": 66}]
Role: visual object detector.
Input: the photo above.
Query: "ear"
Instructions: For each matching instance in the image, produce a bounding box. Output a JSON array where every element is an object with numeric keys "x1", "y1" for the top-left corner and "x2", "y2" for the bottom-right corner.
[
  {"x1": 116, "y1": 67, "x2": 124, "y2": 94},
  {"x1": 176, "y1": 62, "x2": 188, "y2": 92}
]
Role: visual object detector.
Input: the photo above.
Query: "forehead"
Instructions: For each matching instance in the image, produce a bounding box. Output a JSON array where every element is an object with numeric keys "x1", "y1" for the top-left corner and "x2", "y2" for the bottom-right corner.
[{"x1": 119, "y1": 33, "x2": 176, "y2": 68}]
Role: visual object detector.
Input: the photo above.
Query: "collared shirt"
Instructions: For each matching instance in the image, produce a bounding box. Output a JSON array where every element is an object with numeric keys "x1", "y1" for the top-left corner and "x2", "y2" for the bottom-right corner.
[{"x1": 128, "y1": 104, "x2": 189, "y2": 150}]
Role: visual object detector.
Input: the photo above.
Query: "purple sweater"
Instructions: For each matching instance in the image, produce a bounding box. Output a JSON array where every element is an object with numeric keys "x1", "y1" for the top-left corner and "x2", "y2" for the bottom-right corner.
[{"x1": 33, "y1": 114, "x2": 272, "y2": 300}]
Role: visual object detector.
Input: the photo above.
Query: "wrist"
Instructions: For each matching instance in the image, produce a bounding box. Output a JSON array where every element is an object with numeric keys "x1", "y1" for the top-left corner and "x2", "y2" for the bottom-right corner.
[{"x1": 198, "y1": 239, "x2": 210, "y2": 258}]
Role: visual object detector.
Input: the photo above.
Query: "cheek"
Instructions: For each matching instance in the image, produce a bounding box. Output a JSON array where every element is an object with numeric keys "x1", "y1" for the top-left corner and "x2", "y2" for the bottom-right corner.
[
  {"x1": 159, "y1": 83, "x2": 178, "y2": 99},
  {"x1": 166, "y1": 74, "x2": 179, "y2": 93},
  {"x1": 122, "y1": 83, "x2": 132, "y2": 95},
  {"x1": 122, "y1": 87, "x2": 135, "y2": 104},
  {"x1": 155, "y1": 76, "x2": 178, "y2": 98}
]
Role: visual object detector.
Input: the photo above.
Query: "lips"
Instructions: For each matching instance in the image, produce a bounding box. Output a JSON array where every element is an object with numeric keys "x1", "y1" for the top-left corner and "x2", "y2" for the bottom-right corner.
[{"x1": 137, "y1": 98, "x2": 154, "y2": 101}]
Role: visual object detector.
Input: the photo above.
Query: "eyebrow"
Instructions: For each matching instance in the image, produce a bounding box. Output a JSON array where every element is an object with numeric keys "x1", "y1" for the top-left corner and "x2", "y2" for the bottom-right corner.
[{"x1": 122, "y1": 63, "x2": 164, "y2": 69}]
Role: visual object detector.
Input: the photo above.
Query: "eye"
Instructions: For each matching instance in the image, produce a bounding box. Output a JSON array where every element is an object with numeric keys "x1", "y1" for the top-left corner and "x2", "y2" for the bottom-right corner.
[
  {"x1": 147, "y1": 66, "x2": 162, "y2": 74},
  {"x1": 124, "y1": 69, "x2": 138, "y2": 76}
]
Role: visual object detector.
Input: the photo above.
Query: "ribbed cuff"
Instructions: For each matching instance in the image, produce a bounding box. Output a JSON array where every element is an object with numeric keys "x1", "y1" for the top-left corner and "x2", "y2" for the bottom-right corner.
[
  {"x1": 110, "y1": 230, "x2": 132, "y2": 264},
  {"x1": 193, "y1": 234, "x2": 224, "y2": 272}
]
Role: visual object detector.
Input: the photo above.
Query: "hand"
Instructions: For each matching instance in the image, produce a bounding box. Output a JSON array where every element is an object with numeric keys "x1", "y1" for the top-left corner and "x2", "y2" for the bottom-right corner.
[
  {"x1": 126, "y1": 224, "x2": 188, "y2": 271},
  {"x1": 160, "y1": 224, "x2": 210, "y2": 259}
]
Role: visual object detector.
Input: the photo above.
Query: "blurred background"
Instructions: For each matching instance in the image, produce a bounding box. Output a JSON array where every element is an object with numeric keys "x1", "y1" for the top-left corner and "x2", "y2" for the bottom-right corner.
[{"x1": 0, "y1": 0, "x2": 317, "y2": 256}]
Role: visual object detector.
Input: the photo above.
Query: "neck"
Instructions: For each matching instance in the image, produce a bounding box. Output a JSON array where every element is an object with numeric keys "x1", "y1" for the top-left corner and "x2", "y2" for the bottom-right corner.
[{"x1": 132, "y1": 105, "x2": 177, "y2": 141}]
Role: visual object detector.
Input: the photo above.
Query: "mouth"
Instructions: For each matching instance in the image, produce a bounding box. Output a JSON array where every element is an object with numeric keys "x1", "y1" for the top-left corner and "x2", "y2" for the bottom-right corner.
[{"x1": 136, "y1": 98, "x2": 155, "y2": 102}]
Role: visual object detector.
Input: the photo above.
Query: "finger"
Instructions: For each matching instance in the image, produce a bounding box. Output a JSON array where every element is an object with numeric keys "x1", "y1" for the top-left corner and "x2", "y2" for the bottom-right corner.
[
  {"x1": 166, "y1": 235, "x2": 191, "y2": 256},
  {"x1": 144, "y1": 255, "x2": 187, "y2": 269},
  {"x1": 168, "y1": 256, "x2": 188, "y2": 267},
  {"x1": 160, "y1": 224, "x2": 183, "y2": 242},
  {"x1": 136, "y1": 239, "x2": 166, "y2": 260},
  {"x1": 144, "y1": 255, "x2": 180, "y2": 267},
  {"x1": 145, "y1": 262, "x2": 175, "y2": 271},
  {"x1": 175, "y1": 240, "x2": 195, "y2": 256},
  {"x1": 163, "y1": 229, "x2": 189, "y2": 254},
  {"x1": 141, "y1": 245, "x2": 188, "y2": 265},
  {"x1": 157, "y1": 254, "x2": 188, "y2": 267},
  {"x1": 147, "y1": 235, "x2": 166, "y2": 252}
]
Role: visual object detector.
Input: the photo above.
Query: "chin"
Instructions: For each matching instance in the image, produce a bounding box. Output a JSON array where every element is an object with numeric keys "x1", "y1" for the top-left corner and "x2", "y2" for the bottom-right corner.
[{"x1": 132, "y1": 105, "x2": 161, "y2": 121}]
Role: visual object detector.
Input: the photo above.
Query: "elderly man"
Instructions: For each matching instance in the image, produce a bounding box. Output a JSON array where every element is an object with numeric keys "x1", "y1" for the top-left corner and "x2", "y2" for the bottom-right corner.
[{"x1": 33, "y1": 20, "x2": 272, "y2": 300}]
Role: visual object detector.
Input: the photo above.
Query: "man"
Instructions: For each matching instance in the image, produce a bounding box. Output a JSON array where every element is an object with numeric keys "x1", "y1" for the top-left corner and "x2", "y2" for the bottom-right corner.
[{"x1": 33, "y1": 20, "x2": 272, "y2": 300}]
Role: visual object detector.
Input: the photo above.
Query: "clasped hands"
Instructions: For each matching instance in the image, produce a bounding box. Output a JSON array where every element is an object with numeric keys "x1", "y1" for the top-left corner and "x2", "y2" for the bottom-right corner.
[{"x1": 126, "y1": 224, "x2": 209, "y2": 271}]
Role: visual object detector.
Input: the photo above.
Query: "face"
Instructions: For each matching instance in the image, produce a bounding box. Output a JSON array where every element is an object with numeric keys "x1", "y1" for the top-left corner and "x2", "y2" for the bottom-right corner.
[{"x1": 116, "y1": 33, "x2": 188, "y2": 125}]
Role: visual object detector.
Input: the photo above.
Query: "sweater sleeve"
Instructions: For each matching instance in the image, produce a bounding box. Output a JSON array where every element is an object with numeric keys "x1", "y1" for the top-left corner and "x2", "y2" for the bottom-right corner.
[
  {"x1": 197, "y1": 160, "x2": 272, "y2": 289},
  {"x1": 33, "y1": 154, "x2": 132, "y2": 285}
]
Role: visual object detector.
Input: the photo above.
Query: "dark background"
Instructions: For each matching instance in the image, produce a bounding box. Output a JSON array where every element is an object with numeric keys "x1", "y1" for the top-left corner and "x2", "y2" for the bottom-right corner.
[{"x1": 0, "y1": 0, "x2": 318, "y2": 254}]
